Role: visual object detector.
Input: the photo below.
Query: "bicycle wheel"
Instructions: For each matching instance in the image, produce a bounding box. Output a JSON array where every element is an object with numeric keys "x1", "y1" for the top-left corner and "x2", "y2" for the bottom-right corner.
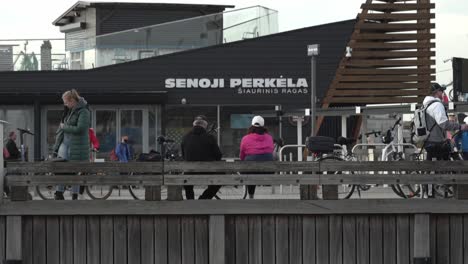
[
  {"x1": 129, "y1": 185, "x2": 146, "y2": 200},
  {"x1": 387, "y1": 155, "x2": 421, "y2": 199},
  {"x1": 35, "y1": 185, "x2": 55, "y2": 200},
  {"x1": 216, "y1": 185, "x2": 247, "y2": 199},
  {"x1": 85, "y1": 185, "x2": 113, "y2": 200},
  {"x1": 316, "y1": 156, "x2": 356, "y2": 199}
]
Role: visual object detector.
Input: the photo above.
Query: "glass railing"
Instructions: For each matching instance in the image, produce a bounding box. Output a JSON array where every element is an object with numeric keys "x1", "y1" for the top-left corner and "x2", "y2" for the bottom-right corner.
[{"x1": 0, "y1": 6, "x2": 278, "y2": 71}]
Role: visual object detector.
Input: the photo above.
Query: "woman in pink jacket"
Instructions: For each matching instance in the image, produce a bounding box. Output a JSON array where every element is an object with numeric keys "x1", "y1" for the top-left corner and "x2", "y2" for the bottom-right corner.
[{"x1": 240, "y1": 116, "x2": 274, "y2": 198}]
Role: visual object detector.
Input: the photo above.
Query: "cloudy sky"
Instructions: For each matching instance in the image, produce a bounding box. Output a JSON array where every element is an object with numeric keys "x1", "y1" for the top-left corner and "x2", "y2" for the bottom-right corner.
[{"x1": 1, "y1": 0, "x2": 467, "y2": 87}]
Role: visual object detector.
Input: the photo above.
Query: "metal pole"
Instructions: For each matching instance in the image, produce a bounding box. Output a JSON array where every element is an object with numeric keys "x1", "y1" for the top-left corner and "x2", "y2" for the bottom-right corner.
[
  {"x1": 307, "y1": 44, "x2": 319, "y2": 136},
  {"x1": 0, "y1": 121, "x2": 7, "y2": 204},
  {"x1": 311, "y1": 55, "x2": 317, "y2": 136},
  {"x1": 297, "y1": 119, "x2": 303, "y2": 161}
]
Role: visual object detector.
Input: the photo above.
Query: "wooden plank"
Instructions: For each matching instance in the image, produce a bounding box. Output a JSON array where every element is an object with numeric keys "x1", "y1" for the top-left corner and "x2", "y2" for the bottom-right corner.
[
  {"x1": 248, "y1": 216, "x2": 262, "y2": 264},
  {"x1": 164, "y1": 161, "x2": 319, "y2": 173},
  {"x1": 7, "y1": 216, "x2": 23, "y2": 262},
  {"x1": 5, "y1": 174, "x2": 162, "y2": 186},
  {"x1": 383, "y1": 216, "x2": 396, "y2": 264},
  {"x1": 46, "y1": 217, "x2": 60, "y2": 264},
  {"x1": 346, "y1": 59, "x2": 434, "y2": 67},
  {"x1": 155, "y1": 216, "x2": 168, "y2": 264},
  {"x1": 356, "y1": 216, "x2": 369, "y2": 264},
  {"x1": 350, "y1": 42, "x2": 435, "y2": 50},
  {"x1": 328, "y1": 97, "x2": 423, "y2": 104},
  {"x1": 353, "y1": 33, "x2": 435, "y2": 41},
  {"x1": 128, "y1": 216, "x2": 141, "y2": 264},
  {"x1": 347, "y1": 51, "x2": 436, "y2": 59},
  {"x1": 335, "y1": 82, "x2": 428, "y2": 89},
  {"x1": 356, "y1": 23, "x2": 435, "y2": 31},
  {"x1": 289, "y1": 216, "x2": 302, "y2": 264},
  {"x1": 358, "y1": 13, "x2": 435, "y2": 21},
  {"x1": 195, "y1": 216, "x2": 208, "y2": 264},
  {"x1": 275, "y1": 216, "x2": 289, "y2": 264},
  {"x1": 303, "y1": 216, "x2": 316, "y2": 264},
  {"x1": 165, "y1": 174, "x2": 323, "y2": 186},
  {"x1": 141, "y1": 216, "x2": 155, "y2": 264},
  {"x1": 430, "y1": 216, "x2": 436, "y2": 262},
  {"x1": 167, "y1": 186, "x2": 183, "y2": 201},
  {"x1": 114, "y1": 216, "x2": 127, "y2": 264},
  {"x1": 60, "y1": 216, "x2": 73, "y2": 264},
  {"x1": 73, "y1": 216, "x2": 87, "y2": 264},
  {"x1": 361, "y1": 3, "x2": 435, "y2": 11},
  {"x1": 210, "y1": 215, "x2": 226, "y2": 264},
  {"x1": 334, "y1": 90, "x2": 427, "y2": 97},
  {"x1": 450, "y1": 215, "x2": 463, "y2": 264},
  {"x1": 181, "y1": 216, "x2": 195, "y2": 264},
  {"x1": 145, "y1": 185, "x2": 161, "y2": 201},
  {"x1": 329, "y1": 215, "x2": 343, "y2": 264},
  {"x1": 338, "y1": 68, "x2": 435, "y2": 75},
  {"x1": 167, "y1": 216, "x2": 181, "y2": 264},
  {"x1": 316, "y1": 216, "x2": 329, "y2": 264},
  {"x1": 32, "y1": 216, "x2": 46, "y2": 264},
  {"x1": 87, "y1": 216, "x2": 101, "y2": 264},
  {"x1": 369, "y1": 216, "x2": 383, "y2": 264},
  {"x1": 0, "y1": 217, "x2": 5, "y2": 262},
  {"x1": 436, "y1": 215, "x2": 449, "y2": 264},
  {"x1": 464, "y1": 216, "x2": 468, "y2": 263},
  {"x1": 343, "y1": 216, "x2": 356, "y2": 264},
  {"x1": 101, "y1": 216, "x2": 114, "y2": 264},
  {"x1": 396, "y1": 215, "x2": 410, "y2": 264},
  {"x1": 236, "y1": 216, "x2": 249, "y2": 264},
  {"x1": 262, "y1": 216, "x2": 275, "y2": 264},
  {"x1": 339, "y1": 75, "x2": 435, "y2": 82},
  {"x1": 6, "y1": 161, "x2": 163, "y2": 174}
]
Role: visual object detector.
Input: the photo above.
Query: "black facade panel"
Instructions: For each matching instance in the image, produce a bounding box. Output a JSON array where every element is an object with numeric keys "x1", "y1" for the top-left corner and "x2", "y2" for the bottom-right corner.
[{"x1": 0, "y1": 20, "x2": 355, "y2": 108}]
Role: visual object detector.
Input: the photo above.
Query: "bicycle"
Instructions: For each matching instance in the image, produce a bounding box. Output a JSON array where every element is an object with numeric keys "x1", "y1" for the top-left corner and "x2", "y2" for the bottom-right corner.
[{"x1": 306, "y1": 136, "x2": 357, "y2": 199}]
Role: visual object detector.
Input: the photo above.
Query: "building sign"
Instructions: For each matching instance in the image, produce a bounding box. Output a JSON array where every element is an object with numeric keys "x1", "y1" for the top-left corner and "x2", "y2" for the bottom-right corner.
[{"x1": 165, "y1": 77, "x2": 309, "y2": 95}]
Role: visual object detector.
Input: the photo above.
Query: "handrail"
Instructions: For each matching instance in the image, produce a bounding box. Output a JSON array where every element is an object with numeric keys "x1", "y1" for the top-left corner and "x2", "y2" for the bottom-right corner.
[{"x1": 278, "y1": 144, "x2": 305, "y2": 161}]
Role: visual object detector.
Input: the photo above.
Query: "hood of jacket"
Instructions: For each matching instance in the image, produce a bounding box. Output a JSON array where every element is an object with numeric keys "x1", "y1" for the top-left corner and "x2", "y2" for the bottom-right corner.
[
  {"x1": 191, "y1": 126, "x2": 207, "y2": 135},
  {"x1": 423, "y1": 96, "x2": 441, "y2": 106}
]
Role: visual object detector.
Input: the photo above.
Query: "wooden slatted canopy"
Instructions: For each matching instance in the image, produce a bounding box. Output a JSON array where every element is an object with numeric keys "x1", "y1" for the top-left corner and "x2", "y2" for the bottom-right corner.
[{"x1": 321, "y1": 0, "x2": 435, "y2": 106}]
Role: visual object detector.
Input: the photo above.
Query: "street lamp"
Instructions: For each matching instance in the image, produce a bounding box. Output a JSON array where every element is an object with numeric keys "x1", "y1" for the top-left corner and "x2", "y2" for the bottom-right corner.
[{"x1": 307, "y1": 44, "x2": 320, "y2": 136}]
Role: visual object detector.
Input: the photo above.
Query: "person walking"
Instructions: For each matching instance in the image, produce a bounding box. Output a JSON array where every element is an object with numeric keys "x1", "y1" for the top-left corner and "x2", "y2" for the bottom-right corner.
[
  {"x1": 239, "y1": 116, "x2": 274, "y2": 199},
  {"x1": 54, "y1": 89, "x2": 91, "y2": 200},
  {"x1": 181, "y1": 116, "x2": 222, "y2": 199},
  {"x1": 423, "y1": 83, "x2": 468, "y2": 161},
  {"x1": 116, "y1": 135, "x2": 132, "y2": 162}
]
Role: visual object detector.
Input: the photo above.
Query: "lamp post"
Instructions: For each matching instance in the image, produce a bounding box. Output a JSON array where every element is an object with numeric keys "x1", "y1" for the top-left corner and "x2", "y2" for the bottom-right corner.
[{"x1": 307, "y1": 44, "x2": 320, "y2": 136}]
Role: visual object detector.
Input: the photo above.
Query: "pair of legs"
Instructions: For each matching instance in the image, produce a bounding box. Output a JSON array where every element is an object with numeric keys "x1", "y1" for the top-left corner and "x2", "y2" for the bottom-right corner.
[{"x1": 184, "y1": 185, "x2": 221, "y2": 200}]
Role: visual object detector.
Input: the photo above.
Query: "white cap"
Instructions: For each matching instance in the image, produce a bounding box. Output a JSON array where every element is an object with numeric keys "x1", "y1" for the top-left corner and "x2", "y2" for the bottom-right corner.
[
  {"x1": 464, "y1": 116, "x2": 468, "y2": 125},
  {"x1": 251, "y1": 116, "x2": 264, "y2": 127}
]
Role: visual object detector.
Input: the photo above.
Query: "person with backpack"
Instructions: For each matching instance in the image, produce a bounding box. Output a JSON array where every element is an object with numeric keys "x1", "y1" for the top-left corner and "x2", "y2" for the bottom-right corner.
[{"x1": 422, "y1": 83, "x2": 468, "y2": 160}]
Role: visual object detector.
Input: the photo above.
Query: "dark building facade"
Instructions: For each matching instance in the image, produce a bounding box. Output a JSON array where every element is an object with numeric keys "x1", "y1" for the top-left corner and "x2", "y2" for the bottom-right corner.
[{"x1": 0, "y1": 19, "x2": 355, "y2": 160}]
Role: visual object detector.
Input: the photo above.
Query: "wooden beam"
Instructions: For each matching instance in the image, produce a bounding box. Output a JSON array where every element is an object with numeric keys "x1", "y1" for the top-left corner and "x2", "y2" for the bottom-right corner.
[
  {"x1": 350, "y1": 51, "x2": 435, "y2": 59},
  {"x1": 350, "y1": 42, "x2": 435, "y2": 50},
  {"x1": 339, "y1": 75, "x2": 435, "y2": 82},
  {"x1": 3, "y1": 200, "x2": 468, "y2": 215},
  {"x1": 338, "y1": 68, "x2": 435, "y2": 75},
  {"x1": 356, "y1": 23, "x2": 435, "y2": 32},
  {"x1": 358, "y1": 13, "x2": 435, "y2": 21},
  {"x1": 6, "y1": 216, "x2": 22, "y2": 261},
  {"x1": 352, "y1": 33, "x2": 435, "y2": 40},
  {"x1": 333, "y1": 89, "x2": 427, "y2": 96},
  {"x1": 5, "y1": 174, "x2": 163, "y2": 186},
  {"x1": 335, "y1": 82, "x2": 429, "y2": 89},
  {"x1": 327, "y1": 97, "x2": 423, "y2": 104},
  {"x1": 346, "y1": 59, "x2": 434, "y2": 67},
  {"x1": 413, "y1": 214, "x2": 431, "y2": 263},
  {"x1": 361, "y1": 3, "x2": 435, "y2": 11},
  {"x1": 209, "y1": 215, "x2": 225, "y2": 264}
]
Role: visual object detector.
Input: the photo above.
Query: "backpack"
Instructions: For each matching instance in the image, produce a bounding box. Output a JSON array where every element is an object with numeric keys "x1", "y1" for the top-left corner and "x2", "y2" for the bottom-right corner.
[
  {"x1": 412, "y1": 100, "x2": 439, "y2": 145},
  {"x1": 109, "y1": 148, "x2": 119, "y2": 161}
]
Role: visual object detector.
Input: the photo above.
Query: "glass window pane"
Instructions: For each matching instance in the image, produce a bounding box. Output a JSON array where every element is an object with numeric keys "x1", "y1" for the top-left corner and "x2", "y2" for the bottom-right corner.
[
  {"x1": 149, "y1": 109, "x2": 156, "y2": 151},
  {"x1": 95, "y1": 110, "x2": 116, "y2": 159},
  {"x1": 121, "y1": 110, "x2": 143, "y2": 157}
]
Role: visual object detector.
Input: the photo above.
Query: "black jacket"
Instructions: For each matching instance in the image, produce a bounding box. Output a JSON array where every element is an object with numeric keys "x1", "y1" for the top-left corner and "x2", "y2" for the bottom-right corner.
[
  {"x1": 5, "y1": 139, "x2": 20, "y2": 160},
  {"x1": 181, "y1": 126, "x2": 222, "y2": 161}
]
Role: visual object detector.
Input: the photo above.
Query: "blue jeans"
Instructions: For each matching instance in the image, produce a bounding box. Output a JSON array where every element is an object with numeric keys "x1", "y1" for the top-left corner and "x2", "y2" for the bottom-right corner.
[{"x1": 56, "y1": 142, "x2": 80, "y2": 194}]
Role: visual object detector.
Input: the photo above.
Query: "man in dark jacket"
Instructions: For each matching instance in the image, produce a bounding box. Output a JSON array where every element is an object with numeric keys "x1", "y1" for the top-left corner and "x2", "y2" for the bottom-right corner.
[
  {"x1": 5, "y1": 131, "x2": 21, "y2": 160},
  {"x1": 181, "y1": 117, "x2": 222, "y2": 199}
]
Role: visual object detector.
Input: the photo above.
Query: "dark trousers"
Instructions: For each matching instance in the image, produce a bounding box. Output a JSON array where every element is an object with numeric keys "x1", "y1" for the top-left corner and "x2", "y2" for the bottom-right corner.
[
  {"x1": 425, "y1": 141, "x2": 450, "y2": 161},
  {"x1": 184, "y1": 185, "x2": 221, "y2": 200}
]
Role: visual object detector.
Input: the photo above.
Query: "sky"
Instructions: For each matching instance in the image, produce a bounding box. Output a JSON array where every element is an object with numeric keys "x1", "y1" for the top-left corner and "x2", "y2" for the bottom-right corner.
[{"x1": 1, "y1": 0, "x2": 467, "y2": 89}]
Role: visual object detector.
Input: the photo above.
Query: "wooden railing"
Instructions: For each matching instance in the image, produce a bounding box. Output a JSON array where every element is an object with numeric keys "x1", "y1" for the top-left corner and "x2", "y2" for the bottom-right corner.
[{"x1": 4, "y1": 160, "x2": 468, "y2": 201}]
